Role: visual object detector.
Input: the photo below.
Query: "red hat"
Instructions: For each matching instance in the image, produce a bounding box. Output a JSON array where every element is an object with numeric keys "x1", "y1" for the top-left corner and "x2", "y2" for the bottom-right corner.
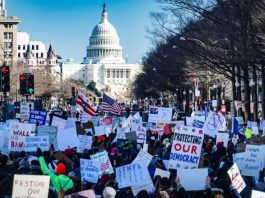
[
  {"x1": 56, "y1": 162, "x2": 66, "y2": 175},
  {"x1": 98, "y1": 136, "x2": 106, "y2": 142}
]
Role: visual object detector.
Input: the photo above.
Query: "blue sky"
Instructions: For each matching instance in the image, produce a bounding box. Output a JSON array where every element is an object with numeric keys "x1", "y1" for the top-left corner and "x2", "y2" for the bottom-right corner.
[{"x1": 7, "y1": 0, "x2": 159, "y2": 63}]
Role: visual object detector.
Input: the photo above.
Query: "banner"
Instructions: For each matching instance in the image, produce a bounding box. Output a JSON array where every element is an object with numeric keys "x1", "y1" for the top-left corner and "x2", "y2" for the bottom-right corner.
[
  {"x1": 90, "y1": 151, "x2": 114, "y2": 176},
  {"x1": 132, "y1": 149, "x2": 153, "y2": 167},
  {"x1": 37, "y1": 126, "x2": 58, "y2": 149},
  {"x1": 202, "y1": 111, "x2": 226, "y2": 137},
  {"x1": 25, "y1": 136, "x2": 49, "y2": 152},
  {"x1": 77, "y1": 135, "x2": 92, "y2": 153},
  {"x1": 12, "y1": 174, "x2": 50, "y2": 198},
  {"x1": 227, "y1": 163, "x2": 246, "y2": 193},
  {"x1": 80, "y1": 159, "x2": 100, "y2": 183},
  {"x1": 177, "y1": 168, "x2": 208, "y2": 191},
  {"x1": 116, "y1": 162, "x2": 150, "y2": 188},
  {"x1": 169, "y1": 126, "x2": 204, "y2": 169},
  {"x1": 29, "y1": 110, "x2": 47, "y2": 125},
  {"x1": 148, "y1": 107, "x2": 172, "y2": 123}
]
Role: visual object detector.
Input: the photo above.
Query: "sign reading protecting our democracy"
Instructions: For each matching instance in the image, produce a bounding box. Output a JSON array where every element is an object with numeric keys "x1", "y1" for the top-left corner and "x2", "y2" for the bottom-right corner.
[
  {"x1": 202, "y1": 111, "x2": 226, "y2": 137},
  {"x1": 90, "y1": 151, "x2": 114, "y2": 176},
  {"x1": 80, "y1": 158, "x2": 101, "y2": 183},
  {"x1": 227, "y1": 163, "x2": 246, "y2": 193},
  {"x1": 29, "y1": 110, "x2": 47, "y2": 125},
  {"x1": 169, "y1": 125, "x2": 204, "y2": 169},
  {"x1": 25, "y1": 136, "x2": 49, "y2": 152},
  {"x1": 77, "y1": 135, "x2": 92, "y2": 153},
  {"x1": 37, "y1": 126, "x2": 58, "y2": 149},
  {"x1": 116, "y1": 162, "x2": 150, "y2": 189},
  {"x1": 241, "y1": 145, "x2": 264, "y2": 178},
  {"x1": 12, "y1": 174, "x2": 50, "y2": 198},
  {"x1": 148, "y1": 107, "x2": 172, "y2": 123}
]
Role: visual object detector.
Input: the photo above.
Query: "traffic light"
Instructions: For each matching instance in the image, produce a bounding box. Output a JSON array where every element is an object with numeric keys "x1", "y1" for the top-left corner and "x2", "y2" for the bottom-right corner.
[
  {"x1": 1, "y1": 65, "x2": 10, "y2": 92},
  {"x1": 20, "y1": 74, "x2": 27, "y2": 95},
  {"x1": 27, "y1": 74, "x2": 34, "y2": 94}
]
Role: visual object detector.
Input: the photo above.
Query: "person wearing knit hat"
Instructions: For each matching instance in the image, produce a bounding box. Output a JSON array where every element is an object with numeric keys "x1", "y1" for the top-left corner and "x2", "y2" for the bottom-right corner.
[
  {"x1": 39, "y1": 156, "x2": 73, "y2": 198},
  {"x1": 102, "y1": 186, "x2": 116, "y2": 198}
]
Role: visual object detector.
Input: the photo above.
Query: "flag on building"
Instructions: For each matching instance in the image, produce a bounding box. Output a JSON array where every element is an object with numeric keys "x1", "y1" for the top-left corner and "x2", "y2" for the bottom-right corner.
[
  {"x1": 76, "y1": 91, "x2": 97, "y2": 117},
  {"x1": 102, "y1": 93, "x2": 121, "y2": 115}
]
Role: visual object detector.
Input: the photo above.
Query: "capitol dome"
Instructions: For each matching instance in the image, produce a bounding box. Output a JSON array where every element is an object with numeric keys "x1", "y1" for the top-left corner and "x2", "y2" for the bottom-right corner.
[{"x1": 84, "y1": 4, "x2": 125, "y2": 64}]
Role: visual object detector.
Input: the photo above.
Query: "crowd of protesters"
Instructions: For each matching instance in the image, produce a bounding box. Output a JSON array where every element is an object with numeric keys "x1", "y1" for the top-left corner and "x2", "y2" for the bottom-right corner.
[{"x1": 0, "y1": 108, "x2": 264, "y2": 198}]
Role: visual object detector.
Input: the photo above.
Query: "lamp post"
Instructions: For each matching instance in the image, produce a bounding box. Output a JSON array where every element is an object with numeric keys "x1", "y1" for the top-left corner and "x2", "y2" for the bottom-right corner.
[{"x1": 235, "y1": 79, "x2": 240, "y2": 116}]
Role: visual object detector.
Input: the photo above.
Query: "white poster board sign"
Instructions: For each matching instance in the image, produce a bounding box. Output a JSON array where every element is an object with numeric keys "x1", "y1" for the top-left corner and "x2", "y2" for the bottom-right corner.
[
  {"x1": 216, "y1": 132, "x2": 229, "y2": 148},
  {"x1": 233, "y1": 152, "x2": 245, "y2": 171},
  {"x1": 136, "y1": 126, "x2": 146, "y2": 143},
  {"x1": 12, "y1": 175, "x2": 50, "y2": 198},
  {"x1": 148, "y1": 107, "x2": 172, "y2": 123},
  {"x1": 132, "y1": 149, "x2": 153, "y2": 167},
  {"x1": 80, "y1": 159, "x2": 100, "y2": 183},
  {"x1": 91, "y1": 151, "x2": 114, "y2": 176},
  {"x1": 227, "y1": 163, "x2": 246, "y2": 193},
  {"x1": 202, "y1": 111, "x2": 226, "y2": 137},
  {"x1": 77, "y1": 135, "x2": 92, "y2": 153},
  {"x1": 38, "y1": 126, "x2": 58, "y2": 150},
  {"x1": 177, "y1": 168, "x2": 208, "y2": 191},
  {"x1": 51, "y1": 116, "x2": 66, "y2": 132},
  {"x1": 169, "y1": 126, "x2": 204, "y2": 169},
  {"x1": 154, "y1": 168, "x2": 170, "y2": 179},
  {"x1": 25, "y1": 136, "x2": 49, "y2": 152},
  {"x1": 131, "y1": 174, "x2": 155, "y2": 196},
  {"x1": 57, "y1": 127, "x2": 79, "y2": 151},
  {"x1": 252, "y1": 190, "x2": 265, "y2": 198},
  {"x1": 116, "y1": 162, "x2": 150, "y2": 188}
]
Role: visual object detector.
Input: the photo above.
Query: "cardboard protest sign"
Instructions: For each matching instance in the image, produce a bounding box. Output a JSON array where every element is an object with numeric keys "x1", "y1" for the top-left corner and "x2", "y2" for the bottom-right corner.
[
  {"x1": 131, "y1": 174, "x2": 155, "y2": 196},
  {"x1": 116, "y1": 162, "x2": 150, "y2": 188},
  {"x1": 154, "y1": 168, "x2": 170, "y2": 179},
  {"x1": 132, "y1": 149, "x2": 153, "y2": 167},
  {"x1": 149, "y1": 124, "x2": 164, "y2": 135},
  {"x1": 12, "y1": 174, "x2": 50, "y2": 198},
  {"x1": 125, "y1": 131, "x2": 137, "y2": 140},
  {"x1": 20, "y1": 101, "x2": 34, "y2": 121},
  {"x1": 101, "y1": 116, "x2": 112, "y2": 126},
  {"x1": 25, "y1": 136, "x2": 49, "y2": 152},
  {"x1": 51, "y1": 115, "x2": 66, "y2": 132},
  {"x1": 54, "y1": 151, "x2": 74, "y2": 167},
  {"x1": 227, "y1": 163, "x2": 246, "y2": 193},
  {"x1": 0, "y1": 130, "x2": 10, "y2": 155},
  {"x1": 251, "y1": 190, "x2": 265, "y2": 198},
  {"x1": 57, "y1": 127, "x2": 79, "y2": 151},
  {"x1": 232, "y1": 152, "x2": 245, "y2": 171},
  {"x1": 64, "y1": 190, "x2": 96, "y2": 198},
  {"x1": 186, "y1": 117, "x2": 194, "y2": 126},
  {"x1": 29, "y1": 110, "x2": 47, "y2": 125},
  {"x1": 37, "y1": 126, "x2": 58, "y2": 149},
  {"x1": 202, "y1": 111, "x2": 226, "y2": 137},
  {"x1": 117, "y1": 139, "x2": 137, "y2": 154},
  {"x1": 136, "y1": 126, "x2": 146, "y2": 143},
  {"x1": 177, "y1": 168, "x2": 208, "y2": 191},
  {"x1": 80, "y1": 158, "x2": 100, "y2": 183},
  {"x1": 131, "y1": 113, "x2": 143, "y2": 131},
  {"x1": 90, "y1": 151, "x2": 114, "y2": 176},
  {"x1": 216, "y1": 132, "x2": 229, "y2": 148},
  {"x1": 65, "y1": 118, "x2": 77, "y2": 129},
  {"x1": 241, "y1": 145, "x2": 263, "y2": 177},
  {"x1": 247, "y1": 121, "x2": 257, "y2": 128},
  {"x1": 192, "y1": 115, "x2": 205, "y2": 129},
  {"x1": 77, "y1": 135, "x2": 92, "y2": 153},
  {"x1": 94, "y1": 126, "x2": 106, "y2": 136},
  {"x1": 148, "y1": 107, "x2": 172, "y2": 123},
  {"x1": 169, "y1": 126, "x2": 204, "y2": 169}
]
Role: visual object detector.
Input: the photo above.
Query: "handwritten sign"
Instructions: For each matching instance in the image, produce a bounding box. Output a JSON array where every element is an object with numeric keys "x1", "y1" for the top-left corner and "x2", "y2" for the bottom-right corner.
[
  {"x1": 202, "y1": 111, "x2": 226, "y2": 137},
  {"x1": 29, "y1": 110, "x2": 47, "y2": 125},
  {"x1": 136, "y1": 126, "x2": 146, "y2": 143},
  {"x1": 80, "y1": 159, "x2": 100, "y2": 183},
  {"x1": 227, "y1": 163, "x2": 246, "y2": 193},
  {"x1": 233, "y1": 152, "x2": 245, "y2": 171},
  {"x1": 25, "y1": 136, "x2": 49, "y2": 152},
  {"x1": 77, "y1": 135, "x2": 92, "y2": 153},
  {"x1": 116, "y1": 162, "x2": 150, "y2": 188},
  {"x1": 251, "y1": 190, "x2": 265, "y2": 198},
  {"x1": 90, "y1": 151, "x2": 114, "y2": 176},
  {"x1": 131, "y1": 174, "x2": 155, "y2": 196},
  {"x1": 12, "y1": 174, "x2": 50, "y2": 198},
  {"x1": 51, "y1": 116, "x2": 66, "y2": 132},
  {"x1": 169, "y1": 126, "x2": 204, "y2": 169},
  {"x1": 154, "y1": 168, "x2": 170, "y2": 179},
  {"x1": 117, "y1": 139, "x2": 137, "y2": 154},
  {"x1": 57, "y1": 127, "x2": 79, "y2": 151},
  {"x1": 132, "y1": 149, "x2": 153, "y2": 167},
  {"x1": 37, "y1": 126, "x2": 58, "y2": 150},
  {"x1": 148, "y1": 107, "x2": 172, "y2": 123},
  {"x1": 20, "y1": 102, "x2": 34, "y2": 121}
]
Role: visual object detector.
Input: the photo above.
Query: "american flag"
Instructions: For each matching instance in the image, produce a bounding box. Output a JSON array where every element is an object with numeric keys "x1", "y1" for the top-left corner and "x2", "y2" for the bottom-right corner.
[
  {"x1": 76, "y1": 91, "x2": 97, "y2": 117},
  {"x1": 102, "y1": 93, "x2": 121, "y2": 115},
  {"x1": 100, "y1": 161, "x2": 110, "y2": 171}
]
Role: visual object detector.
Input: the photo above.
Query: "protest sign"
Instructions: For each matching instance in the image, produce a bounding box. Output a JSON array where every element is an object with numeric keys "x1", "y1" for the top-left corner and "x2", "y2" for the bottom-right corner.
[
  {"x1": 101, "y1": 116, "x2": 112, "y2": 126},
  {"x1": 12, "y1": 174, "x2": 50, "y2": 198},
  {"x1": 163, "y1": 160, "x2": 169, "y2": 170},
  {"x1": 247, "y1": 121, "x2": 257, "y2": 128},
  {"x1": 112, "y1": 118, "x2": 121, "y2": 132},
  {"x1": 233, "y1": 117, "x2": 244, "y2": 135},
  {"x1": 233, "y1": 152, "x2": 245, "y2": 171},
  {"x1": 202, "y1": 111, "x2": 226, "y2": 137},
  {"x1": 29, "y1": 110, "x2": 47, "y2": 125},
  {"x1": 122, "y1": 115, "x2": 132, "y2": 128},
  {"x1": 252, "y1": 126, "x2": 259, "y2": 135},
  {"x1": 169, "y1": 126, "x2": 204, "y2": 169},
  {"x1": 94, "y1": 126, "x2": 106, "y2": 136},
  {"x1": 149, "y1": 124, "x2": 164, "y2": 135},
  {"x1": 90, "y1": 151, "x2": 114, "y2": 176},
  {"x1": 125, "y1": 131, "x2": 137, "y2": 140},
  {"x1": 0, "y1": 130, "x2": 9, "y2": 155},
  {"x1": 37, "y1": 126, "x2": 58, "y2": 149},
  {"x1": 25, "y1": 136, "x2": 49, "y2": 152},
  {"x1": 64, "y1": 190, "x2": 97, "y2": 198},
  {"x1": 131, "y1": 174, "x2": 155, "y2": 196},
  {"x1": 186, "y1": 117, "x2": 194, "y2": 126},
  {"x1": 148, "y1": 107, "x2": 172, "y2": 123},
  {"x1": 77, "y1": 135, "x2": 92, "y2": 153},
  {"x1": 131, "y1": 113, "x2": 143, "y2": 131},
  {"x1": 192, "y1": 116, "x2": 205, "y2": 129},
  {"x1": 57, "y1": 127, "x2": 79, "y2": 151},
  {"x1": 117, "y1": 139, "x2": 137, "y2": 154},
  {"x1": 143, "y1": 142, "x2": 148, "y2": 152},
  {"x1": 116, "y1": 162, "x2": 150, "y2": 188},
  {"x1": 251, "y1": 190, "x2": 265, "y2": 198},
  {"x1": 51, "y1": 115, "x2": 66, "y2": 132},
  {"x1": 112, "y1": 127, "x2": 130, "y2": 143},
  {"x1": 65, "y1": 118, "x2": 77, "y2": 129},
  {"x1": 260, "y1": 120, "x2": 265, "y2": 130},
  {"x1": 227, "y1": 163, "x2": 246, "y2": 193},
  {"x1": 91, "y1": 116, "x2": 100, "y2": 127},
  {"x1": 20, "y1": 101, "x2": 34, "y2": 121},
  {"x1": 132, "y1": 149, "x2": 153, "y2": 167},
  {"x1": 241, "y1": 145, "x2": 263, "y2": 178},
  {"x1": 177, "y1": 168, "x2": 208, "y2": 191},
  {"x1": 154, "y1": 168, "x2": 170, "y2": 179},
  {"x1": 136, "y1": 126, "x2": 146, "y2": 143},
  {"x1": 216, "y1": 132, "x2": 229, "y2": 148},
  {"x1": 80, "y1": 158, "x2": 100, "y2": 183}
]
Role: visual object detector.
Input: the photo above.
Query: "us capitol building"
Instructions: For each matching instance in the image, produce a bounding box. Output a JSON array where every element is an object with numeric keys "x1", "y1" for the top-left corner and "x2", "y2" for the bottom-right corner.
[{"x1": 62, "y1": 4, "x2": 142, "y2": 101}]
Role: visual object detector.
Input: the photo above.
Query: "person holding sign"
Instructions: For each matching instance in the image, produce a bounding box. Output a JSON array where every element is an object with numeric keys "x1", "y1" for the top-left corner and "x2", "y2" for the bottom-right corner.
[{"x1": 39, "y1": 156, "x2": 73, "y2": 198}]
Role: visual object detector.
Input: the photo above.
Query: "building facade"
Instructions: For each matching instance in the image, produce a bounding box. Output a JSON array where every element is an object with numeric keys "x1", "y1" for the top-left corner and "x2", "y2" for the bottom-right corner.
[{"x1": 63, "y1": 4, "x2": 142, "y2": 101}]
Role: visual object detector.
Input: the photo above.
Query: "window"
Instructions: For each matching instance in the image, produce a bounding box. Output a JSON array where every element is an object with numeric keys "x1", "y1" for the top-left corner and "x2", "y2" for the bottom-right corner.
[
  {"x1": 126, "y1": 69, "x2": 130, "y2": 78},
  {"x1": 32, "y1": 45, "x2": 34, "y2": 50},
  {"x1": 107, "y1": 69, "x2": 110, "y2": 78},
  {"x1": 120, "y1": 69, "x2": 123, "y2": 78},
  {"x1": 18, "y1": 53, "x2": 20, "y2": 58},
  {"x1": 112, "y1": 70, "x2": 115, "y2": 78},
  {"x1": 23, "y1": 45, "x2": 25, "y2": 50},
  {"x1": 36, "y1": 45, "x2": 39, "y2": 50},
  {"x1": 116, "y1": 69, "x2": 119, "y2": 78},
  {"x1": 36, "y1": 53, "x2": 39, "y2": 58},
  {"x1": 41, "y1": 53, "x2": 43, "y2": 58},
  {"x1": 18, "y1": 45, "x2": 21, "y2": 50}
]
